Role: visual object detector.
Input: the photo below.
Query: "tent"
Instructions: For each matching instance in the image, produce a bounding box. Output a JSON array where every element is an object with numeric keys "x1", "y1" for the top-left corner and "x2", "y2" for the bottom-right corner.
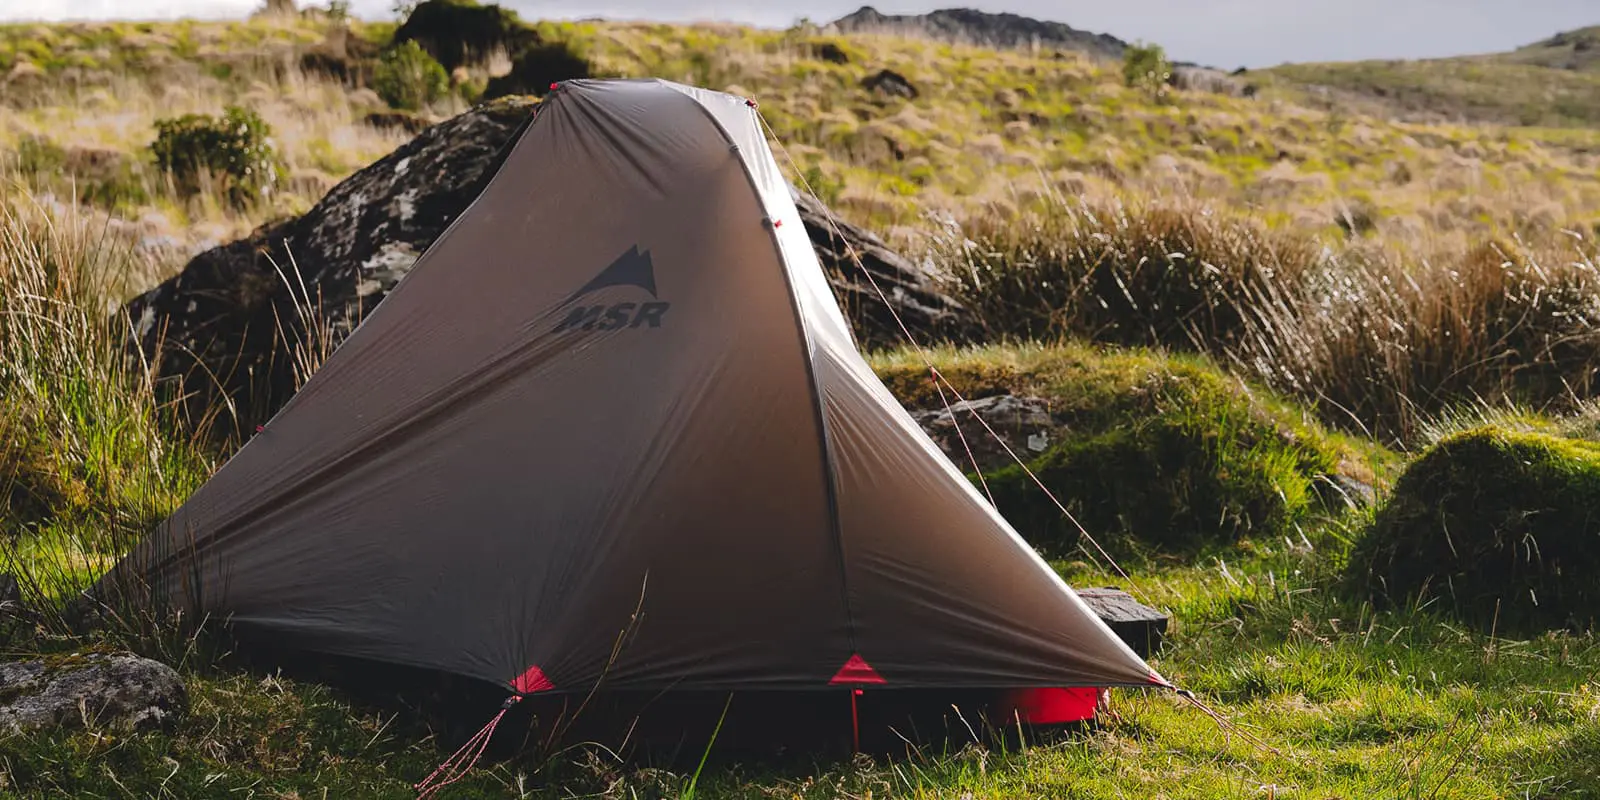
[{"x1": 104, "y1": 79, "x2": 1165, "y2": 736}]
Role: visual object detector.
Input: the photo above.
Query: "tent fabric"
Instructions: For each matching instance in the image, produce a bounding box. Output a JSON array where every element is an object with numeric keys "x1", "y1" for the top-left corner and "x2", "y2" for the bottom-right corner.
[{"x1": 106, "y1": 79, "x2": 1163, "y2": 695}]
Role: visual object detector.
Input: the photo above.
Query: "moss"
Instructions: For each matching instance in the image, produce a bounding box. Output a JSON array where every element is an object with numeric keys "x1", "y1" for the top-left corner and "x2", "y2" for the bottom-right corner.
[
  {"x1": 873, "y1": 344, "x2": 1351, "y2": 558},
  {"x1": 1350, "y1": 426, "x2": 1600, "y2": 632}
]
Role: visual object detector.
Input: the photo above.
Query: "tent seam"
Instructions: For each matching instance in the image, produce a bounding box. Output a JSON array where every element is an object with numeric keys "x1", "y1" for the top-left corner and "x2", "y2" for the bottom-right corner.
[{"x1": 666, "y1": 82, "x2": 860, "y2": 657}]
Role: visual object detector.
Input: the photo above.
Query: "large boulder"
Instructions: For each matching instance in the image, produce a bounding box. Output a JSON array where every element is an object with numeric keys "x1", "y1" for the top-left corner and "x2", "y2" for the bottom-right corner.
[
  {"x1": 0, "y1": 653, "x2": 186, "y2": 734},
  {"x1": 127, "y1": 98, "x2": 534, "y2": 436},
  {"x1": 126, "y1": 98, "x2": 963, "y2": 435},
  {"x1": 789, "y1": 187, "x2": 965, "y2": 349}
]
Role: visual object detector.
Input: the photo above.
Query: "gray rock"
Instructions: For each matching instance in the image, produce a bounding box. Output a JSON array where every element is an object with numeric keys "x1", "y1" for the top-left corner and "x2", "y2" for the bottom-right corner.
[
  {"x1": 1169, "y1": 66, "x2": 1251, "y2": 98},
  {"x1": 910, "y1": 394, "x2": 1057, "y2": 473},
  {"x1": 829, "y1": 6, "x2": 1128, "y2": 61},
  {"x1": 125, "y1": 97, "x2": 966, "y2": 437},
  {"x1": 125, "y1": 98, "x2": 536, "y2": 437},
  {"x1": 0, "y1": 653, "x2": 186, "y2": 734},
  {"x1": 1321, "y1": 472, "x2": 1377, "y2": 509},
  {"x1": 861, "y1": 68, "x2": 919, "y2": 100},
  {"x1": 789, "y1": 186, "x2": 966, "y2": 349}
]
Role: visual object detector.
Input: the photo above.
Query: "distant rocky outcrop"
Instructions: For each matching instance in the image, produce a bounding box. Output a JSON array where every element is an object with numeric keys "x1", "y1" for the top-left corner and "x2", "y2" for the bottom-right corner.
[
  {"x1": 0, "y1": 653, "x2": 186, "y2": 734},
  {"x1": 1169, "y1": 66, "x2": 1255, "y2": 98},
  {"x1": 125, "y1": 98, "x2": 963, "y2": 435},
  {"x1": 829, "y1": 6, "x2": 1128, "y2": 61}
]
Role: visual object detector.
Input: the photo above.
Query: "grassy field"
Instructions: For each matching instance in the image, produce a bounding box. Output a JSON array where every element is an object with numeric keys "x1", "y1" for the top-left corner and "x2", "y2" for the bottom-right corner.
[{"x1": 4, "y1": 7, "x2": 1600, "y2": 799}]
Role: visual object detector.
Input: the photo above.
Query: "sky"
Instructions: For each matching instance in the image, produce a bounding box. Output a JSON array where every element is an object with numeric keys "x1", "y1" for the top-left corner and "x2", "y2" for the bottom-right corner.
[{"x1": 2, "y1": 0, "x2": 1596, "y2": 68}]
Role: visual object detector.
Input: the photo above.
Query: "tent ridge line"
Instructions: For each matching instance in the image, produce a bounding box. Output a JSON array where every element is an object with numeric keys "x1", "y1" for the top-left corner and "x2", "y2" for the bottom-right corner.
[{"x1": 669, "y1": 84, "x2": 860, "y2": 655}]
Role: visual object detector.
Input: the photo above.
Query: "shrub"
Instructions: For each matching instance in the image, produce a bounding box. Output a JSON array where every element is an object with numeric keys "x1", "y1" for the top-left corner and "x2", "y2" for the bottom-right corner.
[
  {"x1": 392, "y1": 0, "x2": 534, "y2": 72},
  {"x1": 150, "y1": 106, "x2": 283, "y2": 208},
  {"x1": 1350, "y1": 427, "x2": 1600, "y2": 632},
  {"x1": 1122, "y1": 41, "x2": 1170, "y2": 101},
  {"x1": 373, "y1": 39, "x2": 450, "y2": 110},
  {"x1": 481, "y1": 40, "x2": 591, "y2": 100}
]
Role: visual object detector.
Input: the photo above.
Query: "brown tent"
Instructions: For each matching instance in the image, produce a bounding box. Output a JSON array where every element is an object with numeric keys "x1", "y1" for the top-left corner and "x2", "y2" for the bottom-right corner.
[{"x1": 106, "y1": 79, "x2": 1164, "y2": 703}]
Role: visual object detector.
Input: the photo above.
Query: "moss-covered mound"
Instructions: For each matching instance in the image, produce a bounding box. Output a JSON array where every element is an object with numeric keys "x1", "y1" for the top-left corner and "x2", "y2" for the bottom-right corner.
[
  {"x1": 873, "y1": 344, "x2": 1360, "y2": 557},
  {"x1": 1351, "y1": 426, "x2": 1600, "y2": 632}
]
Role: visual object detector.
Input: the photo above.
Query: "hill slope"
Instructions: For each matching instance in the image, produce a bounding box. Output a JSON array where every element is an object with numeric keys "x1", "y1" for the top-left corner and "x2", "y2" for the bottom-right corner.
[
  {"x1": 6, "y1": 12, "x2": 1599, "y2": 265},
  {"x1": 1503, "y1": 25, "x2": 1600, "y2": 71},
  {"x1": 1262, "y1": 25, "x2": 1600, "y2": 128}
]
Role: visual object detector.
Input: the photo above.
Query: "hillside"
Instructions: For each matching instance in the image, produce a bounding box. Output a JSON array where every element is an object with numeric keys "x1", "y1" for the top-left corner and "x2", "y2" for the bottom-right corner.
[
  {"x1": 1262, "y1": 25, "x2": 1600, "y2": 128},
  {"x1": 5, "y1": 12, "x2": 1600, "y2": 264},
  {"x1": 1504, "y1": 25, "x2": 1600, "y2": 71}
]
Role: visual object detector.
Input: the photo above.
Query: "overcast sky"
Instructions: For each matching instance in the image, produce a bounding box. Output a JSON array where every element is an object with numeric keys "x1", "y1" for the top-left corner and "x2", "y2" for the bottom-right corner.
[{"x1": 3, "y1": 1, "x2": 1595, "y2": 68}]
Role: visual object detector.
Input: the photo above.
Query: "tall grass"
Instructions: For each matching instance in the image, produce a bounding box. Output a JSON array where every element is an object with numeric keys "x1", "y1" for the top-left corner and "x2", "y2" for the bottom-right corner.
[
  {"x1": 0, "y1": 185, "x2": 213, "y2": 645},
  {"x1": 933, "y1": 197, "x2": 1600, "y2": 444}
]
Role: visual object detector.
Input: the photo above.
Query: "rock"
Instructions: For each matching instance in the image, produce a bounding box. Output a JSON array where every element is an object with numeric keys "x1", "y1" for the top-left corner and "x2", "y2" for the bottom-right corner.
[
  {"x1": 809, "y1": 41, "x2": 850, "y2": 65},
  {"x1": 830, "y1": 6, "x2": 1128, "y2": 61},
  {"x1": 393, "y1": 0, "x2": 537, "y2": 73},
  {"x1": 789, "y1": 186, "x2": 965, "y2": 349},
  {"x1": 0, "y1": 653, "x2": 186, "y2": 734},
  {"x1": 1320, "y1": 472, "x2": 1376, "y2": 509},
  {"x1": 1169, "y1": 66, "x2": 1250, "y2": 97},
  {"x1": 126, "y1": 98, "x2": 537, "y2": 436},
  {"x1": 861, "y1": 69, "x2": 918, "y2": 100},
  {"x1": 908, "y1": 394, "x2": 1055, "y2": 472},
  {"x1": 481, "y1": 42, "x2": 592, "y2": 101},
  {"x1": 126, "y1": 98, "x2": 965, "y2": 435},
  {"x1": 299, "y1": 27, "x2": 382, "y2": 88},
  {"x1": 362, "y1": 109, "x2": 437, "y2": 135},
  {"x1": 1075, "y1": 588, "x2": 1168, "y2": 659}
]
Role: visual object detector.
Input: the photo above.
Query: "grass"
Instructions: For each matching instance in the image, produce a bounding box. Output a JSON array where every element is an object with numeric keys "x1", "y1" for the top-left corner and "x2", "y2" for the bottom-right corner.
[{"x1": 931, "y1": 195, "x2": 1600, "y2": 444}]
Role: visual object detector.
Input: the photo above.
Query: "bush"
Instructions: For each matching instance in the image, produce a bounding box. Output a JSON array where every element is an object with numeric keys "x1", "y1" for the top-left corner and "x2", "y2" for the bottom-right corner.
[
  {"x1": 1122, "y1": 41, "x2": 1170, "y2": 100},
  {"x1": 873, "y1": 344, "x2": 1346, "y2": 558},
  {"x1": 373, "y1": 39, "x2": 450, "y2": 110},
  {"x1": 150, "y1": 107, "x2": 283, "y2": 208},
  {"x1": 481, "y1": 40, "x2": 591, "y2": 100},
  {"x1": 1350, "y1": 427, "x2": 1600, "y2": 632},
  {"x1": 392, "y1": 0, "x2": 534, "y2": 72}
]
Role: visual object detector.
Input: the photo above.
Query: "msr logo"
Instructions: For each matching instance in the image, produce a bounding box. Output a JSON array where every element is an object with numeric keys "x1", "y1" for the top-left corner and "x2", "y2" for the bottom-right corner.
[{"x1": 555, "y1": 245, "x2": 671, "y2": 332}]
